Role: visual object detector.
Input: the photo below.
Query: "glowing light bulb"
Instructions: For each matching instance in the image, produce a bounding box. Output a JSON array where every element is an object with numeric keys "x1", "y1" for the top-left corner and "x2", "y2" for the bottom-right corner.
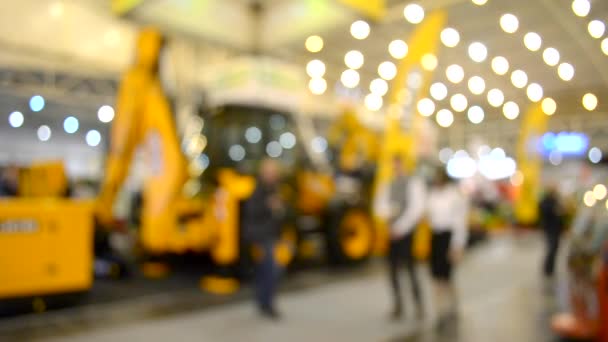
[
  {"x1": 309, "y1": 78, "x2": 327, "y2": 95},
  {"x1": 527, "y1": 83, "x2": 544, "y2": 102},
  {"x1": 446, "y1": 64, "x2": 464, "y2": 84},
  {"x1": 543, "y1": 48, "x2": 560, "y2": 66},
  {"x1": 467, "y1": 106, "x2": 484, "y2": 124},
  {"x1": 593, "y1": 184, "x2": 607, "y2": 200},
  {"x1": 487, "y1": 89, "x2": 505, "y2": 107},
  {"x1": 500, "y1": 14, "x2": 519, "y2": 33},
  {"x1": 572, "y1": 0, "x2": 590, "y2": 17},
  {"x1": 468, "y1": 42, "x2": 488, "y2": 63},
  {"x1": 583, "y1": 93, "x2": 598, "y2": 111},
  {"x1": 370, "y1": 78, "x2": 389, "y2": 96},
  {"x1": 511, "y1": 70, "x2": 528, "y2": 89},
  {"x1": 436, "y1": 109, "x2": 454, "y2": 128},
  {"x1": 404, "y1": 4, "x2": 425, "y2": 24},
  {"x1": 588, "y1": 20, "x2": 606, "y2": 39},
  {"x1": 450, "y1": 94, "x2": 468, "y2": 112},
  {"x1": 378, "y1": 61, "x2": 397, "y2": 81},
  {"x1": 305, "y1": 35, "x2": 323, "y2": 52},
  {"x1": 37, "y1": 125, "x2": 51, "y2": 142},
  {"x1": 430, "y1": 82, "x2": 448, "y2": 101},
  {"x1": 344, "y1": 50, "x2": 364, "y2": 69},
  {"x1": 468, "y1": 76, "x2": 486, "y2": 95},
  {"x1": 8, "y1": 111, "x2": 24, "y2": 128},
  {"x1": 558, "y1": 63, "x2": 575, "y2": 81},
  {"x1": 441, "y1": 28, "x2": 460, "y2": 47},
  {"x1": 502, "y1": 101, "x2": 520, "y2": 120},
  {"x1": 524, "y1": 32, "x2": 542, "y2": 51},
  {"x1": 542, "y1": 98, "x2": 557, "y2": 115},
  {"x1": 63, "y1": 116, "x2": 79, "y2": 134},
  {"x1": 417, "y1": 98, "x2": 435, "y2": 117},
  {"x1": 491, "y1": 56, "x2": 509, "y2": 75},
  {"x1": 589, "y1": 147, "x2": 602, "y2": 163},
  {"x1": 98, "y1": 105, "x2": 115, "y2": 123},
  {"x1": 389, "y1": 40, "x2": 408, "y2": 59},
  {"x1": 341, "y1": 69, "x2": 360, "y2": 88},
  {"x1": 306, "y1": 60, "x2": 326, "y2": 78},
  {"x1": 351, "y1": 20, "x2": 370, "y2": 40},
  {"x1": 29, "y1": 95, "x2": 45, "y2": 112},
  {"x1": 86, "y1": 130, "x2": 101, "y2": 147}
]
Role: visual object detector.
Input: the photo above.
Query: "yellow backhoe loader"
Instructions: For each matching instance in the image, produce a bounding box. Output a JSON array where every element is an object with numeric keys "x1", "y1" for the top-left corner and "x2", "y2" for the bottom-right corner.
[
  {"x1": 0, "y1": 27, "x2": 379, "y2": 306},
  {"x1": 0, "y1": 28, "x2": 256, "y2": 303}
]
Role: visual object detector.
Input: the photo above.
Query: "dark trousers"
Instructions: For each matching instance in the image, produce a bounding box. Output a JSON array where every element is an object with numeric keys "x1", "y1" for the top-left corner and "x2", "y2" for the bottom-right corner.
[
  {"x1": 543, "y1": 228, "x2": 560, "y2": 277},
  {"x1": 388, "y1": 232, "x2": 422, "y2": 313},
  {"x1": 255, "y1": 241, "x2": 280, "y2": 311},
  {"x1": 430, "y1": 231, "x2": 453, "y2": 281}
]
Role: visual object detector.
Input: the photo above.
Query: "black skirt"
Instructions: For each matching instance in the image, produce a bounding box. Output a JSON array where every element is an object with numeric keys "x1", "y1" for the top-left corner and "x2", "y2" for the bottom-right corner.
[{"x1": 430, "y1": 230, "x2": 453, "y2": 280}]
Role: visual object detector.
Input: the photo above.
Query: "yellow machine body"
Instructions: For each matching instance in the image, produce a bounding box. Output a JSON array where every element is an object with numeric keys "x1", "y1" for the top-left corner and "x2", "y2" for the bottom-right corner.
[
  {"x1": 18, "y1": 161, "x2": 68, "y2": 197},
  {"x1": 0, "y1": 199, "x2": 94, "y2": 299},
  {"x1": 328, "y1": 109, "x2": 379, "y2": 173},
  {"x1": 295, "y1": 170, "x2": 335, "y2": 216},
  {"x1": 203, "y1": 169, "x2": 255, "y2": 264}
]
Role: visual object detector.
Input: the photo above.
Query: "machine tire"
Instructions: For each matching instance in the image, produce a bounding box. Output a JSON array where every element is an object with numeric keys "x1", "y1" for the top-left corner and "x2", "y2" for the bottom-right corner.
[{"x1": 325, "y1": 205, "x2": 374, "y2": 265}]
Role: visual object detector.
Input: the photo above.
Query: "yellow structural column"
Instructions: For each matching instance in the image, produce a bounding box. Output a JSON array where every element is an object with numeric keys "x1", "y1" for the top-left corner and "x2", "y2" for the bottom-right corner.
[
  {"x1": 514, "y1": 102, "x2": 549, "y2": 226},
  {"x1": 378, "y1": 10, "x2": 446, "y2": 184},
  {"x1": 372, "y1": 10, "x2": 446, "y2": 255}
]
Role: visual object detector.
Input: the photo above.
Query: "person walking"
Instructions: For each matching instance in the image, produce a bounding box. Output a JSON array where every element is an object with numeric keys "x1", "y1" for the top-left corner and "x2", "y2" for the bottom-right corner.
[
  {"x1": 539, "y1": 185, "x2": 564, "y2": 279},
  {"x1": 426, "y1": 168, "x2": 469, "y2": 326},
  {"x1": 375, "y1": 156, "x2": 426, "y2": 320},
  {"x1": 242, "y1": 159, "x2": 285, "y2": 320}
]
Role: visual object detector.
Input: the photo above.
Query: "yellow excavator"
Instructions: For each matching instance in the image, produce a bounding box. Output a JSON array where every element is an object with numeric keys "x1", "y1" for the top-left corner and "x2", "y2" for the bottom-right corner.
[
  {"x1": 95, "y1": 28, "x2": 255, "y2": 265},
  {"x1": 0, "y1": 28, "x2": 256, "y2": 302},
  {"x1": 0, "y1": 27, "x2": 379, "y2": 304}
]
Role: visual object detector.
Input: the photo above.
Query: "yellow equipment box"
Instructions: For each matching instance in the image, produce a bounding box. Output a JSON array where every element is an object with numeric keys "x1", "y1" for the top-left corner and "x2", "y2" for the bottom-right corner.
[{"x1": 0, "y1": 199, "x2": 94, "y2": 299}]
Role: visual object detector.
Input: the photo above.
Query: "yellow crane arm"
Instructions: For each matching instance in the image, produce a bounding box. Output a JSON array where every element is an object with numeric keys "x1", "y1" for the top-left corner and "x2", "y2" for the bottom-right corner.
[{"x1": 95, "y1": 72, "x2": 142, "y2": 226}]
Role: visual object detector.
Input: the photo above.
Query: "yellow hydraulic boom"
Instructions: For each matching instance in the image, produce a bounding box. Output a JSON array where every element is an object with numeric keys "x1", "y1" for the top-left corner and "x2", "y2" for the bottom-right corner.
[{"x1": 96, "y1": 28, "x2": 254, "y2": 262}]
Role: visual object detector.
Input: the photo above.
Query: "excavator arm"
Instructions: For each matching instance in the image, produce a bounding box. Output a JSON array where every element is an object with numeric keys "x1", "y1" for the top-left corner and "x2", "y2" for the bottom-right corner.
[
  {"x1": 95, "y1": 72, "x2": 142, "y2": 227},
  {"x1": 94, "y1": 28, "x2": 254, "y2": 263}
]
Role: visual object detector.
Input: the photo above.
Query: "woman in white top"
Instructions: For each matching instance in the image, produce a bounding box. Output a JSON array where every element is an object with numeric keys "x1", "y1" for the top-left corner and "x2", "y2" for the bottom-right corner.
[{"x1": 427, "y1": 168, "x2": 469, "y2": 323}]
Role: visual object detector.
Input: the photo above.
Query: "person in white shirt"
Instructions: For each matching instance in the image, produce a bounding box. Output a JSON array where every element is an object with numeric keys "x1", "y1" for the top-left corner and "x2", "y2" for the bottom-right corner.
[
  {"x1": 426, "y1": 167, "x2": 469, "y2": 324},
  {"x1": 374, "y1": 156, "x2": 427, "y2": 320}
]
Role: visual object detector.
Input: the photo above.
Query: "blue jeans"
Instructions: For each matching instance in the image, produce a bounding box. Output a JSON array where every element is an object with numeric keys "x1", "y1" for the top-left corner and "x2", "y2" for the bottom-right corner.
[{"x1": 255, "y1": 241, "x2": 280, "y2": 311}]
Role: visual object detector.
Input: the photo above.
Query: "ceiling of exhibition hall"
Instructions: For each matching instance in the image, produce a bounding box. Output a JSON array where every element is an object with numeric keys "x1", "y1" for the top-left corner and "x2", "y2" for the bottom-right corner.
[{"x1": 0, "y1": 0, "x2": 607, "y2": 150}]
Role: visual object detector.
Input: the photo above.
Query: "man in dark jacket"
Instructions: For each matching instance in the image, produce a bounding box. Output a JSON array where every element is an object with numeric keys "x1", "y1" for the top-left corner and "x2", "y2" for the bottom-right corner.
[
  {"x1": 539, "y1": 185, "x2": 564, "y2": 278},
  {"x1": 242, "y1": 159, "x2": 284, "y2": 319}
]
